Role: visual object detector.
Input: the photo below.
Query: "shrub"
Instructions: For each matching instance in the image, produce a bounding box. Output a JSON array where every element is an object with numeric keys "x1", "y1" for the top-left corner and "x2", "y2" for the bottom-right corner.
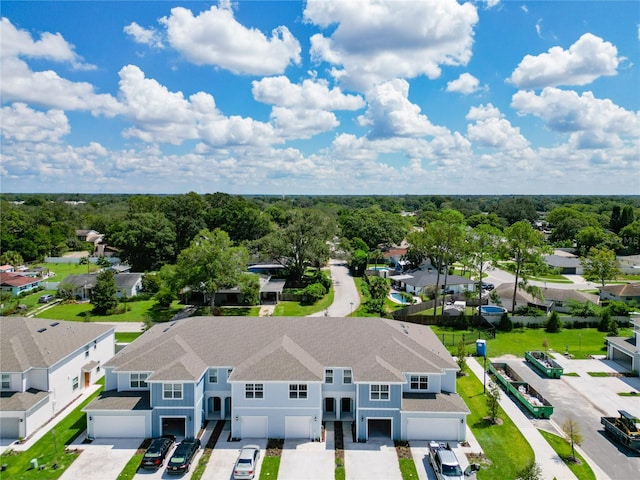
[
  {"x1": 545, "y1": 311, "x2": 562, "y2": 333},
  {"x1": 497, "y1": 313, "x2": 513, "y2": 332},
  {"x1": 598, "y1": 309, "x2": 611, "y2": 332},
  {"x1": 302, "y1": 283, "x2": 326, "y2": 305}
]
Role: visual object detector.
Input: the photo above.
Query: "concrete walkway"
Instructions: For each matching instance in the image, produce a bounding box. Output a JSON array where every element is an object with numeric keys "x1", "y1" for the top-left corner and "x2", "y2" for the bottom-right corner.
[
  {"x1": 467, "y1": 357, "x2": 578, "y2": 480},
  {"x1": 308, "y1": 260, "x2": 361, "y2": 317}
]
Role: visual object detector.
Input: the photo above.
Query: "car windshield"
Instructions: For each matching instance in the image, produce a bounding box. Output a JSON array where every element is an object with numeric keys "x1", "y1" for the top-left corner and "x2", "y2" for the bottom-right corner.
[
  {"x1": 169, "y1": 456, "x2": 185, "y2": 464},
  {"x1": 442, "y1": 464, "x2": 463, "y2": 476},
  {"x1": 238, "y1": 458, "x2": 252, "y2": 464},
  {"x1": 144, "y1": 452, "x2": 160, "y2": 458}
]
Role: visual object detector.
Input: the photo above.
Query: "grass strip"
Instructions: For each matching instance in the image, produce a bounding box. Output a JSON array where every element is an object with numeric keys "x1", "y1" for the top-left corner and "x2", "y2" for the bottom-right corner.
[
  {"x1": 457, "y1": 369, "x2": 534, "y2": 480},
  {"x1": 538, "y1": 429, "x2": 596, "y2": 480},
  {"x1": 259, "y1": 439, "x2": 283, "y2": 480},
  {"x1": 395, "y1": 441, "x2": 419, "y2": 480},
  {"x1": 0, "y1": 383, "x2": 104, "y2": 479},
  {"x1": 116, "y1": 439, "x2": 150, "y2": 480},
  {"x1": 334, "y1": 421, "x2": 345, "y2": 480}
]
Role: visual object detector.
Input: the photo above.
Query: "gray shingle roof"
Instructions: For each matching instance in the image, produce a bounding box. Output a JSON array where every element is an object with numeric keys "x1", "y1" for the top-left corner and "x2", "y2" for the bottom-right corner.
[
  {"x1": 0, "y1": 317, "x2": 114, "y2": 372},
  {"x1": 0, "y1": 388, "x2": 49, "y2": 412},
  {"x1": 401, "y1": 270, "x2": 473, "y2": 288},
  {"x1": 402, "y1": 392, "x2": 469, "y2": 413},
  {"x1": 63, "y1": 273, "x2": 142, "y2": 290},
  {"x1": 106, "y1": 316, "x2": 457, "y2": 383},
  {"x1": 83, "y1": 390, "x2": 150, "y2": 411}
]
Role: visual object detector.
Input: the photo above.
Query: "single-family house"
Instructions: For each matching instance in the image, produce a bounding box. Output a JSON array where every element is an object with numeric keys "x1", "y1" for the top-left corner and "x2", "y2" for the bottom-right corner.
[
  {"x1": 599, "y1": 283, "x2": 640, "y2": 306},
  {"x1": 537, "y1": 287, "x2": 600, "y2": 313},
  {"x1": 84, "y1": 316, "x2": 469, "y2": 443},
  {"x1": 493, "y1": 283, "x2": 553, "y2": 313},
  {"x1": 390, "y1": 268, "x2": 475, "y2": 297},
  {"x1": 215, "y1": 275, "x2": 286, "y2": 306},
  {"x1": 543, "y1": 253, "x2": 583, "y2": 275},
  {"x1": 0, "y1": 272, "x2": 41, "y2": 296},
  {"x1": 606, "y1": 315, "x2": 640, "y2": 372},
  {"x1": 76, "y1": 229, "x2": 104, "y2": 245},
  {"x1": 0, "y1": 317, "x2": 114, "y2": 440},
  {"x1": 63, "y1": 273, "x2": 144, "y2": 300},
  {"x1": 0, "y1": 265, "x2": 15, "y2": 273}
]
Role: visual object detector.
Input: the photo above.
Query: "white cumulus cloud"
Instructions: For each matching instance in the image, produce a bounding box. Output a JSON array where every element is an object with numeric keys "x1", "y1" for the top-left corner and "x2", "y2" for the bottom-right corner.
[
  {"x1": 446, "y1": 73, "x2": 480, "y2": 94},
  {"x1": 304, "y1": 0, "x2": 478, "y2": 90},
  {"x1": 509, "y1": 33, "x2": 619, "y2": 88},
  {"x1": 160, "y1": 4, "x2": 301, "y2": 75},
  {"x1": 466, "y1": 103, "x2": 530, "y2": 150},
  {"x1": 1, "y1": 103, "x2": 70, "y2": 143},
  {"x1": 124, "y1": 22, "x2": 164, "y2": 48}
]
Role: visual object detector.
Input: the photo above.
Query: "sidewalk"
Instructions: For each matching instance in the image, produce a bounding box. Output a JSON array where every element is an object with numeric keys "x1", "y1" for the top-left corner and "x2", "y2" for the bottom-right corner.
[
  {"x1": 467, "y1": 357, "x2": 578, "y2": 480},
  {"x1": 0, "y1": 384, "x2": 101, "y2": 455}
]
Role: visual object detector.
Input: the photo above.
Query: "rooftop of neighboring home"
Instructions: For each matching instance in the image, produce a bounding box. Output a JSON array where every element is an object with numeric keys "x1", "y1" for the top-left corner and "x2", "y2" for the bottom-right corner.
[
  {"x1": 543, "y1": 254, "x2": 581, "y2": 268},
  {"x1": 391, "y1": 267, "x2": 474, "y2": 288},
  {"x1": 0, "y1": 272, "x2": 40, "y2": 287},
  {"x1": 63, "y1": 272, "x2": 143, "y2": 290},
  {"x1": 0, "y1": 317, "x2": 114, "y2": 372},
  {"x1": 600, "y1": 283, "x2": 640, "y2": 297},
  {"x1": 106, "y1": 316, "x2": 459, "y2": 384}
]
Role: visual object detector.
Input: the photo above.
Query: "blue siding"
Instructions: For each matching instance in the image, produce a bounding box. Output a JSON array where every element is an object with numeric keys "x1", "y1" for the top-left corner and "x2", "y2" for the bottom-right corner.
[
  {"x1": 151, "y1": 407, "x2": 196, "y2": 438},
  {"x1": 356, "y1": 384, "x2": 402, "y2": 409},
  {"x1": 356, "y1": 409, "x2": 401, "y2": 441},
  {"x1": 151, "y1": 382, "x2": 196, "y2": 407}
]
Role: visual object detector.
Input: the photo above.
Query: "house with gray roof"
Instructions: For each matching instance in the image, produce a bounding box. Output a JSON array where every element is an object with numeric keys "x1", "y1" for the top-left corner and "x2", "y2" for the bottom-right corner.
[
  {"x1": 84, "y1": 316, "x2": 469, "y2": 443},
  {"x1": 63, "y1": 272, "x2": 143, "y2": 300},
  {"x1": 391, "y1": 267, "x2": 475, "y2": 296},
  {"x1": 0, "y1": 317, "x2": 114, "y2": 440},
  {"x1": 599, "y1": 283, "x2": 640, "y2": 305},
  {"x1": 606, "y1": 314, "x2": 640, "y2": 372},
  {"x1": 543, "y1": 254, "x2": 583, "y2": 275}
]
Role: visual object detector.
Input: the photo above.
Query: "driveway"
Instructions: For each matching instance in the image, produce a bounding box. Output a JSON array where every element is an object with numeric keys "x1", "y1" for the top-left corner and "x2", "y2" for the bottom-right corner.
[
  {"x1": 59, "y1": 438, "x2": 142, "y2": 480},
  {"x1": 309, "y1": 260, "x2": 360, "y2": 317},
  {"x1": 343, "y1": 437, "x2": 401, "y2": 480},
  {"x1": 202, "y1": 429, "x2": 267, "y2": 480},
  {"x1": 279, "y1": 439, "x2": 334, "y2": 480}
]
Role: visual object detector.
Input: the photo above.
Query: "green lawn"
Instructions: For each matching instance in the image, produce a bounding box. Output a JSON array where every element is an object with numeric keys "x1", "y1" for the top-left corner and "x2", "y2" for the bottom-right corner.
[
  {"x1": 457, "y1": 369, "x2": 534, "y2": 480},
  {"x1": 538, "y1": 430, "x2": 596, "y2": 480},
  {"x1": 398, "y1": 457, "x2": 419, "y2": 480},
  {"x1": 35, "y1": 300, "x2": 184, "y2": 323},
  {"x1": 0, "y1": 381, "x2": 104, "y2": 479},
  {"x1": 258, "y1": 456, "x2": 280, "y2": 479},
  {"x1": 115, "y1": 440, "x2": 147, "y2": 480},
  {"x1": 273, "y1": 288, "x2": 334, "y2": 316},
  {"x1": 114, "y1": 332, "x2": 143, "y2": 343},
  {"x1": 36, "y1": 262, "x2": 99, "y2": 281}
]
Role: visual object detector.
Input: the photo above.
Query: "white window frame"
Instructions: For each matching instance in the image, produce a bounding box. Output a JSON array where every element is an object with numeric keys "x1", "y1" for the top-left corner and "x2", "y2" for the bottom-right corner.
[
  {"x1": 370, "y1": 384, "x2": 390, "y2": 401},
  {"x1": 72, "y1": 376, "x2": 79, "y2": 391},
  {"x1": 325, "y1": 369, "x2": 333, "y2": 384},
  {"x1": 208, "y1": 368, "x2": 218, "y2": 383},
  {"x1": 410, "y1": 375, "x2": 429, "y2": 390},
  {"x1": 343, "y1": 369, "x2": 352, "y2": 384},
  {"x1": 1, "y1": 373, "x2": 10, "y2": 389},
  {"x1": 245, "y1": 383, "x2": 264, "y2": 399},
  {"x1": 130, "y1": 373, "x2": 148, "y2": 389},
  {"x1": 227, "y1": 368, "x2": 233, "y2": 379},
  {"x1": 163, "y1": 383, "x2": 183, "y2": 400},
  {"x1": 289, "y1": 384, "x2": 308, "y2": 399}
]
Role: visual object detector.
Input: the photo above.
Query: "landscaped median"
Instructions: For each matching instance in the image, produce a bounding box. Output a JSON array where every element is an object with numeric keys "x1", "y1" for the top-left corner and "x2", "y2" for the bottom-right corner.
[
  {"x1": 538, "y1": 430, "x2": 596, "y2": 480},
  {"x1": 259, "y1": 439, "x2": 283, "y2": 479},
  {"x1": 0, "y1": 382, "x2": 104, "y2": 479}
]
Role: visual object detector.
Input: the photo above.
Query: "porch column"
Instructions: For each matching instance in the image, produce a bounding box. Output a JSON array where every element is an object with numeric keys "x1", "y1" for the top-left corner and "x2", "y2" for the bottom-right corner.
[{"x1": 336, "y1": 397, "x2": 341, "y2": 420}]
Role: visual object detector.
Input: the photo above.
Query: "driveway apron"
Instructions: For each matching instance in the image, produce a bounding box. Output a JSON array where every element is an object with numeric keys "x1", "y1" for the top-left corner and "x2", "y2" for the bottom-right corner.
[
  {"x1": 279, "y1": 439, "x2": 334, "y2": 480},
  {"x1": 343, "y1": 436, "x2": 401, "y2": 480},
  {"x1": 203, "y1": 427, "x2": 267, "y2": 480},
  {"x1": 59, "y1": 438, "x2": 142, "y2": 480}
]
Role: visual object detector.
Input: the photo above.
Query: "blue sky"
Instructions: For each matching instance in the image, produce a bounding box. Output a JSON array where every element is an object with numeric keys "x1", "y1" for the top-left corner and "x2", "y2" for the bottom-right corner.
[{"x1": 1, "y1": 0, "x2": 639, "y2": 195}]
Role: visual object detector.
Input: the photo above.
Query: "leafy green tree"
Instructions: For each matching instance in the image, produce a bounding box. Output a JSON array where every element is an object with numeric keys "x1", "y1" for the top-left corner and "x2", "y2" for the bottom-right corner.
[
  {"x1": 503, "y1": 221, "x2": 545, "y2": 314},
  {"x1": 0, "y1": 251, "x2": 24, "y2": 266},
  {"x1": 239, "y1": 273, "x2": 260, "y2": 305},
  {"x1": 581, "y1": 247, "x2": 620, "y2": 287},
  {"x1": 568, "y1": 300, "x2": 598, "y2": 317},
  {"x1": 204, "y1": 192, "x2": 272, "y2": 243},
  {"x1": 162, "y1": 192, "x2": 208, "y2": 253},
  {"x1": 92, "y1": 270, "x2": 118, "y2": 314},
  {"x1": 494, "y1": 197, "x2": 538, "y2": 226},
  {"x1": 575, "y1": 226, "x2": 616, "y2": 256},
  {"x1": 174, "y1": 229, "x2": 248, "y2": 312},
  {"x1": 467, "y1": 224, "x2": 502, "y2": 315},
  {"x1": 455, "y1": 339, "x2": 467, "y2": 374},
  {"x1": 339, "y1": 206, "x2": 408, "y2": 250},
  {"x1": 619, "y1": 220, "x2": 640, "y2": 255},
  {"x1": 561, "y1": 416, "x2": 583, "y2": 462},
  {"x1": 545, "y1": 311, "x2": 562, "y2": 333},
  {"x1": 256, "y1": 209, "x2": 334, "y2": 283},
  {"x1": 498, "y1": 313, "x2": 513, "y2": 332},
  {"x1": 368, "y1": 275, "x2": 390, "y2": 301},
  {"x1": 155, "y1": 286, "x2": 176, "y2": 309},
  {"x1": 611, "y1": 205, "x2": 635, "y2": 234},
  {"x1": 302, "y1": 283, "x2": 327, "y2": 305},
  {"x1": 108, "y1": 212, "x2": 176, "y2": 271},
  {"x1": 547, "y1": 207, "x2": 599, "y2": 244},
  {"x1": 486, "y1": 383, "x2": 501, "y2": 424},
  {"x1": 517, "y1": 461, "x2": 542, "y2": 480},
  {"x1": 57, "y1": 281, "x2": 76, "y2": 301}
]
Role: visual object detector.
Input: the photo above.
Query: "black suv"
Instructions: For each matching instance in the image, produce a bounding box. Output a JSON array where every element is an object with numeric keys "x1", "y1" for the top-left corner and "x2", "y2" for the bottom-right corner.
[
  {"x1": 167, "y1": 437, "x2": 201, "y2": 475},
  {"x1": 140, "y1": 435, "x2": 175, "y2": 470}
]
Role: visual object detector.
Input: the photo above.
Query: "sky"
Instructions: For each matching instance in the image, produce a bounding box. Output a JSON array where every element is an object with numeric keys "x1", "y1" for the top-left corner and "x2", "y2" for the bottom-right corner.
[{"x1": 1, "y1": 0, "x2": 639, "y2": 195}]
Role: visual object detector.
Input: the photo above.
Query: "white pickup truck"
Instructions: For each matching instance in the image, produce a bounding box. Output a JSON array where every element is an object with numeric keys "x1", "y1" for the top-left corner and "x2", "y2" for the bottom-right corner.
[{"x1": 428, "y1": 442, "x2": 478, "y2": 480}]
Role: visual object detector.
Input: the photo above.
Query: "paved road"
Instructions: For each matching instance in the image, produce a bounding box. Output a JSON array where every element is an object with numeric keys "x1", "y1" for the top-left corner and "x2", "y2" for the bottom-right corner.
[
  {"x1": 309, "y1": 260, "x2": 360, "y2": 317},
  {"x1": 483, "y1": 265, "x2": 599, "y2": 290},
  {"x1": 502, "y1": 356, "x2": 640, "y2": 480}
]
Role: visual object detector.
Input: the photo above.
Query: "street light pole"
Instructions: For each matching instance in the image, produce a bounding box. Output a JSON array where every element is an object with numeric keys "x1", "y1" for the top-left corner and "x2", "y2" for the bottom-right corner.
[
  {"x1": 350, "y1": 301, "x2": 354, "y2": 315},
  {"x1": 483, "y1": 354, "x2": 487, "y2": 393}
]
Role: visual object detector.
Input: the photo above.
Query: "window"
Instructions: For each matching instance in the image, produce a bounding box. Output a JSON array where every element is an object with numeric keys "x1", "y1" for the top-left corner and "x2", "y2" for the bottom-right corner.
[
  {"x1": 163, "y1": 383, "x2": 183, "y2": 399},
  {"x1": 410, "y1": 375, "x2": 428, "y2": 390},
  {"x1": 208, "y1": 368, "x2": 218, "y2": 383},
  {"x1": 1, "y1": 374, "x2": 10, "y2": 389},
  {"x1": 370, "y1": 384, "x2": 389, "y2": 400},
  {"x1": 325, "y1": 369, "x2": 333, "y2": 384},
  {"x1": 72, "y1": 376, "x2": 79, "y2": 391},
  {"x1": 289, "y1": 384, "x2": 308, "y2": 399},
  {"x1": 85, "y1": 348, "x2": 90, "y2": 358},
  {"x1": 343, "y1": 369, "x2": 352, "y2": 384},
  {"x1": 130, "y1": 373, "x2": 148, "y2": 389},
  {"x1": 227, "y1": 368, "x2": 233, "y2": 379},
  {"x1": 245, "y1": 383, "x2": 264, "y2": 399}
]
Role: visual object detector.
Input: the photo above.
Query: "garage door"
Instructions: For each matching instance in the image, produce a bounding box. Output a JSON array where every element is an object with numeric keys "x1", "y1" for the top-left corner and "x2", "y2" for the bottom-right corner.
[
  {"x1": 407, "y1": 418, "x2": 459, "y2": 441},
  {"x1": 285, "y1": 416, "x2": 311, "y2": 439},
  {"x1": 0, "y1": 417, "x2": 20, "y2": 439},
  {"x1": 241, "y1": 416, "x2": 268, "y2": 438},
  {"x1": 93, "y1": 415, "x2": 146, "y2": 438}
]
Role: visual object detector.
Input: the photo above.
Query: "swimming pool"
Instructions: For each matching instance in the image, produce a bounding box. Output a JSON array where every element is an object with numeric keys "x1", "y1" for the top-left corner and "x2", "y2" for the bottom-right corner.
[
  {"x1": 390, "y1": 292, "x2": 410, "y2": 304},
  {"x1": 479, "y1": 305, "x2": 507, "y2": 315}
]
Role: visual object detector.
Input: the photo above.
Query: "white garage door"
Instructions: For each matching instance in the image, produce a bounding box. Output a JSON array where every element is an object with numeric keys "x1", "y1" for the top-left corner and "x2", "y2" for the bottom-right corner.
[
  {"x1": 241, "y1": 416, "x2": 268, "y2": 438},
  {"x1": 93, "y1": 415, "x2": 146, "y2": 438},
  {"x1": 407, "y1": 418, "x2": 459, "y2": 441},
  {"x1": 0, "y1": 417, "x2": 20, "y2": 439},
  {"x1": 285, "y1": 416, "x2": 311, "y2": 439}
]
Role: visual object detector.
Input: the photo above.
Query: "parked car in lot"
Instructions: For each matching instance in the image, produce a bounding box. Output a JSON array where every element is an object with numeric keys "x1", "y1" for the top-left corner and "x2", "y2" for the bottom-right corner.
[
  {"x1": 167, "y1": 437, "x2": 201, "y2": 475},
  {"x1": 38, "y1": 294, "x2": 55, "y2": 303},
  {"x1": 233, "y1": 444, "x2": 260, "y2": 479},
  {"x1": 140, "y1": 435, "x2": 175, "y2": 470}
]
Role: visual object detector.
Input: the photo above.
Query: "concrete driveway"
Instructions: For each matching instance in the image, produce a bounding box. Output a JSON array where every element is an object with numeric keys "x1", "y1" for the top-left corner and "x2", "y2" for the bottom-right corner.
[
  {"x1": 202, "y1": 429, "x2": 267, "y2": 480},
  {"x1": 279, "y1": 439, "x2": 334, "y2": 480},
  {"x1": 59, "y1": 438, "x2": 142, "y2": 480},
  {"x1": 343, "y1": 437, "x2": 401, "y2": 480}
]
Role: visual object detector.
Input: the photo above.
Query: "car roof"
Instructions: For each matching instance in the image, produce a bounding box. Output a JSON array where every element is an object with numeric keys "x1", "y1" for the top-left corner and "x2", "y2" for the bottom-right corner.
[
  {"x1": 436, "y1": 449, "x2": 459, "y2": 465},
  {"x1": 239, "y1": 445, "x2": 259, "y2": 458}
]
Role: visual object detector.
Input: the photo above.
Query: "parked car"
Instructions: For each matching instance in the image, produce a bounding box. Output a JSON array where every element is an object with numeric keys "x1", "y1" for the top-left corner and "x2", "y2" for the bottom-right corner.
[
  {"x1": 38, "y1": 294, "x2": 55, "y2": 303},
  {"x1": 140, "y1": 435, "x2": 175, "y2": 470},
  {"x1": 167, "y1": 437, "x2": 201, "y2": 475},
  {"x1": 233, "y1": 444, "x2": 260, "y2": 479}
]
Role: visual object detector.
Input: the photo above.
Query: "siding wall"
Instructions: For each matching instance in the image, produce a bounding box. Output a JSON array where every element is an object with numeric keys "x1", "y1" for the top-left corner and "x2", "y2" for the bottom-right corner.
[{"x1": 151, "y1": 382, "x2": 196, "y2": 408}]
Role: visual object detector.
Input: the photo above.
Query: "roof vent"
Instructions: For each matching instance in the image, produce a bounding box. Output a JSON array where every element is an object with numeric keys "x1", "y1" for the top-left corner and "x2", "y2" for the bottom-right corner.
[
  {"x1": 50, "y1": 322, "x2": 59, "y2": 327},
  {"x1": 37, "y1": 328, "x2": 47, "y2": 333}
]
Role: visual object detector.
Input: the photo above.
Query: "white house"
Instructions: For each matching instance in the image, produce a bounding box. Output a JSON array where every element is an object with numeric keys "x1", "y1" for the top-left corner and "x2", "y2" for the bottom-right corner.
[
  {"x1": 0, "y1": 317, "x2": 114, "y2": 440},
  {"x1": 607, "y1": 315, "x2": 640, "y2": 372}
]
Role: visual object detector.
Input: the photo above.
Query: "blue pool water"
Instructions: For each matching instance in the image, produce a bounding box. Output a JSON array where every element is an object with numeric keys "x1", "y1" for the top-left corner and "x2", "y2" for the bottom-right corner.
[
  {"x1": 370, "y1": 266, "x2": 389, "y2": 271},
  {"x1": 480, "y1": 305, "x2": 507, "y2": 315},
  {"x1": 390, "y1": 292, "x2": 409, "y2": 304}
]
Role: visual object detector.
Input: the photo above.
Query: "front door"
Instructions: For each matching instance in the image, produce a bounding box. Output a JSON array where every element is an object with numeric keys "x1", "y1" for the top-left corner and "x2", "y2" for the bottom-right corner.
[{"x1": 84, "y1": 371, "x2": 90, "y2": 388}]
